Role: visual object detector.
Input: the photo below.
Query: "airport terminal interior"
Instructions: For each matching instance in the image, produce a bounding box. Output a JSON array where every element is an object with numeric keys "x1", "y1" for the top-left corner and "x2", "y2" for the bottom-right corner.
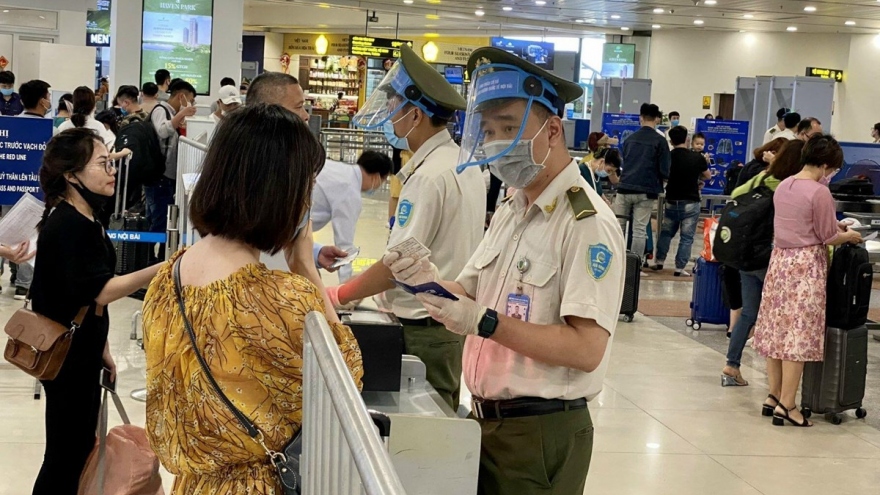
[{"x1": 4, "y1": 0, "x2": 880, "y2": 494}]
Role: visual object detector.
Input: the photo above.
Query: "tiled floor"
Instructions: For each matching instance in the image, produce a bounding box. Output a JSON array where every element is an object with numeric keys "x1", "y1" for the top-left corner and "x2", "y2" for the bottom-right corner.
[{"x1": 2, "y1": 194, "x2": 880, "y2": 494}]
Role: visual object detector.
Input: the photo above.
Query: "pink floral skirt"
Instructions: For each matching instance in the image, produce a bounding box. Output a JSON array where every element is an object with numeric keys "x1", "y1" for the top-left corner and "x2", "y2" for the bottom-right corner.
[{"x1": 753, "y1": 245, "x2": 827, "y2": 362}]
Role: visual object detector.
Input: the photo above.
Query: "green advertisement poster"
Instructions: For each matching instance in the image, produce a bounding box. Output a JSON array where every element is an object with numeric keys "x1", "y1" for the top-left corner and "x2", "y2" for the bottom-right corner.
[{"x1": 141, "y1": 0, "x2": 214, "y2": 94}]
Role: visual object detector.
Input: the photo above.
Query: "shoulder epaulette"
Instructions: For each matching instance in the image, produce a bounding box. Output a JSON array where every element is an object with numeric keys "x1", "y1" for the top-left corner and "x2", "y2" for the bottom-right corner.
[{"x1": 566, "y1": 186, "x2": 596, "y2": 221}]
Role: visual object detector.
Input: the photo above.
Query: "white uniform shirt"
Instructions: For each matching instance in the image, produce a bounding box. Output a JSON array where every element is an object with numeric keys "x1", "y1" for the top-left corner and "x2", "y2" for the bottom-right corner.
[
  {"x1": 311, "y1": 159, "x2": 363, "y2": 281},
  {"x1": 774, "y1": 128, "x2": 797, "y2": 141},
  {"x1": 385, "y1": 130, "x2": 485, "y2": 319},
  {"x1": 457, "y1": 161, "x2": 625, "y2": 401},
  {"x1": 56, "y1": 115, "x2": 115, "y2": 149},
  {"x1": 762, "y1": 124, "x2": 785, "y2": 145}
]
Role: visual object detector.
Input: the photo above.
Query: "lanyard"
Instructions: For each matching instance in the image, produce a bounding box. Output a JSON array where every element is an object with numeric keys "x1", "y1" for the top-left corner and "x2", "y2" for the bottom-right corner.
[{"x1": 402, "y1": 137, "x2": 451, "y2": 185}]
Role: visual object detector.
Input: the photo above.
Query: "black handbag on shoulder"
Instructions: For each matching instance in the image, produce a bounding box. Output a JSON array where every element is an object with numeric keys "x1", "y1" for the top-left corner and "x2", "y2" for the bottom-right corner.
[{"x1": 172, "y1": 259, "x2": 302, "y2": 494}]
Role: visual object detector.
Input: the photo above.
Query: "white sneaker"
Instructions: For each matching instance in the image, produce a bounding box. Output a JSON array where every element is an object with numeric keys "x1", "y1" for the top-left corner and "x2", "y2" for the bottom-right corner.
[
  {"x1": 674, "y1": 269, "x2": 692, "y2": 277},
  {"x1": 746, "y1": 337, "x2": 754, "y2": 348}
]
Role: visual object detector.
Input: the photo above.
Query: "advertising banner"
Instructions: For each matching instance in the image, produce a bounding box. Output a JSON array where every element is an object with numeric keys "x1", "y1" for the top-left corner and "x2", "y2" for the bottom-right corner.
[
  {"x1": 694, "y1": 119, "x2": 750, "y2": 194},
  {"x1": 489, "y1": 38, "x2": 555, "y2": 69},
  {"x1": 141, "y1": 0, "x2": 214, "y2": 95},
  {"x1": 601, "y1": 43, "x2": 635, "y2": 79},
  {"x1": 836, "y1": 142, "x2": 880, "y2": 195},
  {"x1": 600, "y1": 113, "x2": 641, "y2": 146},
  {"x1": 0, "y1": 117, "x2": 53, "y2": 205}
]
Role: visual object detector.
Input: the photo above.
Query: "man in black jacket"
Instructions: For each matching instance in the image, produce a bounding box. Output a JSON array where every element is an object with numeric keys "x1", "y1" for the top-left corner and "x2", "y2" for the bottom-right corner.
[{"x1": 612, "y1": 103, "x2": 671, "y2": 270}]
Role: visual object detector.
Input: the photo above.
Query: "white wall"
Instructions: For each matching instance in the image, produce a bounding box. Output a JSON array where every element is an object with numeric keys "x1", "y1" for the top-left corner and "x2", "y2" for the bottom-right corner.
[
  {"x1": 109, "y1": 0, "x2": 142, "y2": 92},
  {"x1": 263, "y1": 32, "x2": 284, "y2": 73},
  {"x1": 837, "y1": 35, "x2": 880, "y2": 143},
  {"x1": 648, "y1": 30, "x2": 850, "y2": 135},
  {"x1": 39, "y1": 43, "x2": 94, "y2": 92},
  {"x1": 57, "y1": 10, "x2": 86, "y2": 46},
  {"x1": 209, "y1": 0, "x2": 244, "y2": 96}
]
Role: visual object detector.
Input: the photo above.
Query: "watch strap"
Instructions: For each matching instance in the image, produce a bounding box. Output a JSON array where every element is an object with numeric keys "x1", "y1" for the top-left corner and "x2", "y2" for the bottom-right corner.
[{"x1": 478, "y1": 308, "x2": 499, "y2": 339}]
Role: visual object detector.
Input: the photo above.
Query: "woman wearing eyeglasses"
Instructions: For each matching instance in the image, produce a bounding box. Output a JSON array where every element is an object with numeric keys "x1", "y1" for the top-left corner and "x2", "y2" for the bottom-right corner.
[{"x1": 29, "y1": 128, "x2": 161, "y2": 494}]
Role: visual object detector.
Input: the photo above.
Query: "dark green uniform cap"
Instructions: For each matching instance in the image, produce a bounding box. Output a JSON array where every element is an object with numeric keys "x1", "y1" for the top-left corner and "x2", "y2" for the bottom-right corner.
[
  {"x1": 394, "y1": 44, "x2": 467, "y2": 112},
  {"x1": 467, "y1": 46, "x2": 583, "y2": 104}
]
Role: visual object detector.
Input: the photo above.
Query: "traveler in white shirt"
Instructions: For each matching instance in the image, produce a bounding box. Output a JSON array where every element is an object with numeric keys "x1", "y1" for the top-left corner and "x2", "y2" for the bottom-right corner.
[
  {"x1": 773, "y1": 112, "x2": 800, "y2": 141},
  {"x1": 56, "y1": 86, "x2": 115, "y2": 148},
  {"x1": 762, "y1": 107, "x2": 790, "y2": 145},
  {"x1": 311, "y1": 151, "x2": 392, "y2": 282}
]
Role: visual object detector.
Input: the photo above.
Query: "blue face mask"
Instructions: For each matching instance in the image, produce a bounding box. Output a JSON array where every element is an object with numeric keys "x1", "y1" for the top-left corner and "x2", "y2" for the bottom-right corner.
[
  {"x1": 596, "y1": 169, "x2": 610, "y2": 178},
  {"x1": 119, "y1": 108, "x2": 128, "y2": 117},
  {"x1": 0, "y1": 88, "x2": 13, "y2": 97},
  {"x1": 671, "y1": 120, "x2": 680, "y2": 127},
  {"x1": 383, "y1": 120, "x2": 408, "y2": 151}
]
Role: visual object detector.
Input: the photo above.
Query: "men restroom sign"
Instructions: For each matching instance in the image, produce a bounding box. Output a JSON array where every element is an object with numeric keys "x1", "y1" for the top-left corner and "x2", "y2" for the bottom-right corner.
[{"x1": 805, "y1": 67, "x2": 844, "y2": 82}]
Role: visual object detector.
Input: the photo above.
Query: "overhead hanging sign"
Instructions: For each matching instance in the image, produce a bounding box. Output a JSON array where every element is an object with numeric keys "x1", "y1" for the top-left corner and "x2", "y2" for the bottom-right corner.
[
  {"x1": 86, "y1": 0, "x2": 112, "y2": 48},
  {"x1": 805, "y1": 66, "x2": 844, "y2": 82},
  {"x1": 140, "y1": 0, "x2": 215, "y2": 95},
  {"x1": 349, "y1": 36, "x2": 411, "y2": 58}
]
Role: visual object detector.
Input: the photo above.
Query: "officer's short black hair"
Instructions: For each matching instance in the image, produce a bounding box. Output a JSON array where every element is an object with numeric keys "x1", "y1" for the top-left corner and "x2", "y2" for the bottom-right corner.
[
  {"x1": 142, "y1": 82, "x2": 159, "y2": 97},
  {"x1": 19, "y1": 80, "x2": 50, "y2": 109},
  {"x1": 783, "y1": 112, "x2": 802, "y2": 129},
  {"x1": 155, "y1": 69, "x2": 171, "y2": 86},
  {"x1": 0, "y1": 71, "x2": 15, "y2": 85},
  {"x1": 668, "y1": 111, "x2": 680, "y2": 119},
  {"x1": 358, "y1": 150, "x2": 393, "y2": 178},
  {"x1": 640, "y1": 103, "x2": 662, "y2": 119},
  {"x1": 220, "y1": 77, "x2": 236, "y2": 87},
  {"x1": 777, "y1": 107, "x2": 790, "y2": 120},
  {"x1": 169, "y1": 80, "x2": 196, "y2": 98},
  {"x1": 669, "y1": 126, "x2": 689, "y2": 146}
]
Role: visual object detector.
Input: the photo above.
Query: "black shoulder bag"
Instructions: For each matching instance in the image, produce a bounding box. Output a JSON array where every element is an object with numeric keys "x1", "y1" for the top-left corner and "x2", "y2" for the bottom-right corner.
[{"x1": 172, "y1": 259, "x2": 302, "y2": 494}]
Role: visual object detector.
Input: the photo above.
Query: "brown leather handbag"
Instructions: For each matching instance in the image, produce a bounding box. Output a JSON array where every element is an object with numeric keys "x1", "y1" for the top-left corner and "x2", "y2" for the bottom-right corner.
[{"x1": 4, "y1": 304, "x2": 89, "y2": 380}]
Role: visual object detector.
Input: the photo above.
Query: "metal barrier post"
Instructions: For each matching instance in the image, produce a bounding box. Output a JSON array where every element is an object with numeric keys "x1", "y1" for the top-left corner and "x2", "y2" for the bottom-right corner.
[
  {"x1": 166, "y1": 204, "x2": 179, "y2": 260},
  {"x1": 302, "y1": 312, "x2": 406, "y2": 495}
]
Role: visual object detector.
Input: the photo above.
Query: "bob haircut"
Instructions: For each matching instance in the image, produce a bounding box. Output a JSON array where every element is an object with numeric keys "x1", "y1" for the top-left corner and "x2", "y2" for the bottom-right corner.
[{"x1": 189, "y1": 104, "x2": 326, "y2": 254}]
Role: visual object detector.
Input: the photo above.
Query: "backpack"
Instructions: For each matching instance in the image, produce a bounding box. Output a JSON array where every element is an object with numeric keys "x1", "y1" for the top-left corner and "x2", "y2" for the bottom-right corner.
[
  {"x1": 723, "y1": 164, "x2": 743, "y2": 196},
  {"x1": 115, "y1": 118, "x2": 166, "y2": 187},
  {"x1": 826, "y1": 244, "x2": 872, "y2": 329},
  {"x1": 712, "y1": 174, "x2": 775, "y2": 271}
]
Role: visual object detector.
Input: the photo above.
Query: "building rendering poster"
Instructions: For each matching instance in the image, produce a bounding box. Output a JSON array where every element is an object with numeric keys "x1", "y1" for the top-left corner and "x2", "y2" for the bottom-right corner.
[{"x1": 141, "y1": 0, "x2": 214, "y2": 95}]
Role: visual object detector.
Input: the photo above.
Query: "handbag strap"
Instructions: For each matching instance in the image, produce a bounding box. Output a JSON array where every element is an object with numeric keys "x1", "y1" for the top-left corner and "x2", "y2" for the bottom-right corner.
[
  {"x1": 172, "y1": 258, "x2": 277, "y2": 457},
  {"x1": 96, "y1": 389, "x2": 129, "y2": 495}
]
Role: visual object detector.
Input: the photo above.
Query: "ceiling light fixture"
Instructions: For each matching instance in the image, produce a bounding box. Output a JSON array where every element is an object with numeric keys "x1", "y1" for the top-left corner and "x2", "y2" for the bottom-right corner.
[
  {"x1": 503, "y1": 6, "x2": 513, "y2": 11},
  {"x1": 475, "y1": 9, "x2": 485, "y2": 16},
  {"x1": 621, "y1": 27, "x2": 630, "y2": 31},
  {"x1": 403, "y1": 0, "x2": 413, "y2": 3},
  {"x1": 804, "y1": 6, "x2": 816, "y2": 12},
  {"x1": 653, "y1": 8, "x2": 665, "y2": 14},
  {"x1": 652, "y1": 24, "x2": 661, "y2": 28},
  {"x1": 611, "y1": 14, "x2": 621, "y2": 19},
  {"x1": 787, "y1": 26, "x2": 798, "y2": 31},
  {"x1": 743, "y1": 14, "x2": 754, "y2": 19},
  {"x1": 576, "y1": 19, "x2": 584, "y2": 23},
  {"x1": 704, "y1": 0, "x2": 717, "y2": 5},
  {"x1": 535, "y1": 0, "x2": 546, "y2": 5},
  {"x1": 694, "y1": 19, "x2": 704, "y2": 25},
  {"x1": 846, "y1": 20, "x2": 856, "y2": 26}
]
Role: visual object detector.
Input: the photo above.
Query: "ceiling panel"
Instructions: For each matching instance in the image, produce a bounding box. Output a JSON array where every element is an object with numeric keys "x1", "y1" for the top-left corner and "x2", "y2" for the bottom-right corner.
[{"x1": 245, "y1": 0, "x2": 880, "y2": 35}]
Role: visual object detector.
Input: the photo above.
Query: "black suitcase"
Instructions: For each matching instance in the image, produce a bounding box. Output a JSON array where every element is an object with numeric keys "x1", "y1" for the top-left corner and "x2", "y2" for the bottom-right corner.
[
  {"x1": 109, "y1": 155, "x2": 151, "y2": 276},
  {"x1": 800, "y1": 326, "x2": 868, "y2": 425},
  {"x1": 826, "y1": 244, "x2": 872, "y2": 330}
]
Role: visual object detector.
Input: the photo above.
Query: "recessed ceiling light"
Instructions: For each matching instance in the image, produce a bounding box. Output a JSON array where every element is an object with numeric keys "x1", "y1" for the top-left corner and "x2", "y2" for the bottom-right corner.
[
  {"x1": 38, "y1": 15, "x2": 45, "y2": 19},
  {"x1": 503, "y1": 6, "x2": 513, "y2": 11},
  {"x1": 621, "y1": 27, "x2": 630, "y2": 31},
  {"x1": 586, "y1": 19, "x2": 596, "y2": 23},
  {"x1": 804, "y1": 6, "x2": 817, "y2": 12},
  {"x1": 739, "y1": 30, "x2": 746, "y2": 33},
  {"x1": 403, "y1": 0, "x2": 413, "y2": 3},
  {"x1": 575, "y1": 19, "x2": 584, "y2": 23},
  {"x1": 653, "y1": 8, "x2": 665, "y2": 14},
  {"x1": 694, "y1": 19, "x2": 704, "y2": 25},
  {"x1": 787, "y1": 26, "x2": 798, "y2": 31},
  {"x1": 475, "y1": 9, "x2": 485, "y2": 16},
  {"x1": 846, "y1": 20, "x2": 856, "y2": 26},
  {"x1": 1, "y1": 9, "x2": 8, "y2": 13},
  {"x1": 705, "y1": 0, "x2": 717, "y2": 5},
  {"x1": 611, "y1": 14, "x2": 621, "y2": 19},
  {"x1": 743, "y1": 14, "x2": 754, "y2": 19},
  {"x1": 535, "y1": 0, "x2": 546, "y2": 5},
  {"x1": 652, "y1": 24, "x2": 661, "y2": 29}
]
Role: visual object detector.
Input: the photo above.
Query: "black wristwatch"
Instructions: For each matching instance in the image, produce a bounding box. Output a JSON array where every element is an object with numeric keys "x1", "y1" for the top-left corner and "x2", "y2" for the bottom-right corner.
[{"x1": 478, "y1": 309, "x2": 500, "y2": 339}]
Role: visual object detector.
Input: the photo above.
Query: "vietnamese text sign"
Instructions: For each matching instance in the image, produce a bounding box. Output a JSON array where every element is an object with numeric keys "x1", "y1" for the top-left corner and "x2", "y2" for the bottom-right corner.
[
  {"x1": 0, "y1": 117, "x2": 53, "y2": 205},
  {"x1": 140, "y1": 0, "x2": 214, "y2": 95},
  {"x1": 431, "y1": 42, "x2": 479, "y2": 65},
  {"x1": 805, "y1": 66, "x2": 844, "y2": 82},
  {"x1": 283, "y1": 34, "x2": 351, "y2": 56},
  {"x1": 349, "y1": 36, "x2": 411, "y2": 58},
  {"x1": 601, "y1": 113, "x2": 641, "y2": 147},
  {"x1": 694, "y1": 119, "x2": 750, "y2": 194}
]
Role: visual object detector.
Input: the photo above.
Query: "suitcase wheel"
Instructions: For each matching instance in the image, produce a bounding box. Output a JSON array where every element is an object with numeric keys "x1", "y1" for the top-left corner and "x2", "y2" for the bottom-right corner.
[
  {"x1": 623, "y1": 314, "x2": 634, "y2": 323},
  {"x1": 685, "y1": 319, "x2": 694, "y2": 328},
  {"x1": 692, "y1": 321, "x2": 702, "y2": 331},
  {"x1": 856, "y1": 408, "x2": 867, "y2": 419},
  {"x1": 827, "y1": 413, "x2": 843, "y2": 425}
]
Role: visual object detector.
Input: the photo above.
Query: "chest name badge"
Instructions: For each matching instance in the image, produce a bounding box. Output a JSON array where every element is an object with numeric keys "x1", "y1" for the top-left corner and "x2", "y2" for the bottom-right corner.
[
  {"x1": 588, "y1": 244, "x2": 613, "y2": 280},
  {"x1": 397, "y1": 200, "x2": 414, "y2": 228}
]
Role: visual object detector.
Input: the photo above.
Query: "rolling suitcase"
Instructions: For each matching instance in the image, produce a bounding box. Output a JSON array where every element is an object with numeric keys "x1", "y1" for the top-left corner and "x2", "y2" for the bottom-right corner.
[
  {"x1": 801, "y1": 326, "x2": 868, "y2": 424},
  {"x1": 109, "y1": 155, "x2": 151, "y2": 277},
  {"x1": 617, "y1": 215, "x2": 640, "y2": 322},
  {"x1": 686, "y1": 258, "x2": 729, "y2": 330}
]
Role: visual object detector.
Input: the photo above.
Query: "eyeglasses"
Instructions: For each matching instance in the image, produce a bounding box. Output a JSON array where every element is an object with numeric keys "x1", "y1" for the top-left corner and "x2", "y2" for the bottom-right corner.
[{"x1": 89, "y1": 162, "x2": 117, "y2": 175}]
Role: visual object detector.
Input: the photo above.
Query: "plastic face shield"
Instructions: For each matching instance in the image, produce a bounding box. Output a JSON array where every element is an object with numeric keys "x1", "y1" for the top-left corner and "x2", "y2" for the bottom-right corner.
[
  {"x1": 352, "y1": 61, "x2": 414, "y2": 130},
  {"x1": 456, "y1": 64, "x2": 561, "y2": 173}
]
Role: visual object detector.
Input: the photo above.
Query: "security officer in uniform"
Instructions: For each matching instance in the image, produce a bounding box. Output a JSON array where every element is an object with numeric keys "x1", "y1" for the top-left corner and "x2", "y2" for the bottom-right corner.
[
  {"x1": 386, "y1": 47, "x2": 626, "y2": 494},
  {"x1": 762, "y1": 107, "x2": 790, "y2": 145},
  {"x1": 326, "y1": 44, "x2": 485, "y2": 410}
]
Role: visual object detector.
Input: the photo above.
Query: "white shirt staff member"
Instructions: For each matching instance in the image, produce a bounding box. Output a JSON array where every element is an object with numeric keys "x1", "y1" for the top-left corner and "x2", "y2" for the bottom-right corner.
[
  {"x1": 327, "y1": 44, "x2": 485, "y2": 411},
  {"x1": 762, "y1": 107, "x2": 790, "y2": 145},
  {"x1": 386, "y1": 48, "x2": 625, "y2": 494}
]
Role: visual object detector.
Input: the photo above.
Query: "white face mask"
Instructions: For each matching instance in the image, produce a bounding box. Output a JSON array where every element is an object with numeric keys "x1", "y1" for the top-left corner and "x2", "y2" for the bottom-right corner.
[{"x1": 484, "y1": 120, "x2": 551, "y2": 189}]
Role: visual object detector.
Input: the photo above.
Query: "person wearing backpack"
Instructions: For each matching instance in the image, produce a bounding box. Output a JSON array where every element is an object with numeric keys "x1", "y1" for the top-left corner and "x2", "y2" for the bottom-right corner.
[{"x1": 751, "y1": 136, "x2": 862, "y2": 428}]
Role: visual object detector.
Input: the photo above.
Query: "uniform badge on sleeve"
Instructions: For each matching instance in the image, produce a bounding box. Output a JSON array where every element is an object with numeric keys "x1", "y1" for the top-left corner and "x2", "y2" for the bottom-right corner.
[
  {"x1": 588, "y1": 244, "x2": 613, "y2": 280},
  {"x1": 397, "y1": 199, "x2": 414, "y2": 228}
]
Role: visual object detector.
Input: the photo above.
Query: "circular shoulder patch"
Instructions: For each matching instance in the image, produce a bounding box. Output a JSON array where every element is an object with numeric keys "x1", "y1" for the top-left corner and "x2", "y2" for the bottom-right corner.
[
  {"x1": 587, "y1": 244, "x2": 613, "y2": 280},
  {"x1": 397, "y1": 199, "x2": 414, "y2": 228}
]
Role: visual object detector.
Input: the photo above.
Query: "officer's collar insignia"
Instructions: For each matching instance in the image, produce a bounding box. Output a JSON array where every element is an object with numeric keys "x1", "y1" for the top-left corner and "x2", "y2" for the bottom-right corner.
[{"x1": 587, "y1": 244, "x2": 613, "y2": 280}]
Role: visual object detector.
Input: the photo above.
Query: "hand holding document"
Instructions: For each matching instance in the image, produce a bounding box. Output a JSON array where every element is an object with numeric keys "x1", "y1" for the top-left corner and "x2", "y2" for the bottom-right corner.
[{"x1": 0, "y1": 193, "x2": 44, "y2": 267}]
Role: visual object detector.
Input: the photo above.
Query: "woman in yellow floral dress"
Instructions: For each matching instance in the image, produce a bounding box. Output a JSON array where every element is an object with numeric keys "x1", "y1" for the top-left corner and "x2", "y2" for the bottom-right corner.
[{"x1": 143, "y1": 104, "x2": 362, "y2": 494}]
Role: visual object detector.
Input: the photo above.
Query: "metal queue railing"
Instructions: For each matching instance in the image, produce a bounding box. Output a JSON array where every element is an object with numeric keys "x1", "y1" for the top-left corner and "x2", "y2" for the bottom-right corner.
[{"x1": 302, "y1": 311, "x2": 406, "y2": 495}]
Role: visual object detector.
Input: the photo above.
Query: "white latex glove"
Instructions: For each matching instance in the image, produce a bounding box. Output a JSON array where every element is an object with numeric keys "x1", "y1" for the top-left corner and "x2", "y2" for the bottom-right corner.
[
  {"x1": 416, "y1": 293, "x2": 486, "y2": 336},
  {"x1": 383, "y1": 251, "x2": 437, "y2": 286}
]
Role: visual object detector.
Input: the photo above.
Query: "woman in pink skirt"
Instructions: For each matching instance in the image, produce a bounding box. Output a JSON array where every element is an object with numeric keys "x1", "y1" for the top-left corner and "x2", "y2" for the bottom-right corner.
[{"x1": 753, "y1": 135, "x2": 862, "y2": 427}]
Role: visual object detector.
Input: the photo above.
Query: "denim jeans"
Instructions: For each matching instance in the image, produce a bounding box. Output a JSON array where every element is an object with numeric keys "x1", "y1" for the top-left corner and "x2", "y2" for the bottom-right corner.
[
  {"x1": 613, "y1": 194, "x2": 655, "y2": 264},
  {"x1": 144, "y1": 177, "x2": 175, "y2": 260},
  {"x1": 726, "y1": 268, "x2": 767, "y2": 368},
  {"x1": 15, "y1": 262, "x2": 33, "y2": 289},
  {"x1": 655, "y1": 201, "x2": 700, "y2": 270}
]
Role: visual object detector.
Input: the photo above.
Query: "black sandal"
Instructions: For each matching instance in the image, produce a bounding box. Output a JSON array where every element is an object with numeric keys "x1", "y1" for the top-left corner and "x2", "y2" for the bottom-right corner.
[
  {"x1": 772, "y1": 404, "x2": 812, "y2": 427},
  {"x1": 762, "y1": 394, "x2": 779, "y2": 417}
]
